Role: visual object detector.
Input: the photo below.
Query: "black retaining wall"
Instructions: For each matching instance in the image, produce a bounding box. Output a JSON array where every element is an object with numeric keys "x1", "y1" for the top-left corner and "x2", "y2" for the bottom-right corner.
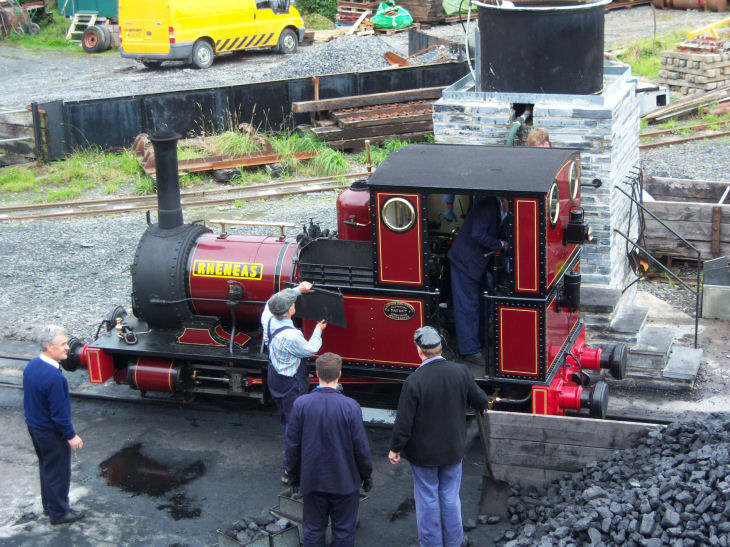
[{"x1": 39, "y1": 62, "x2": 469, "y2": 161}]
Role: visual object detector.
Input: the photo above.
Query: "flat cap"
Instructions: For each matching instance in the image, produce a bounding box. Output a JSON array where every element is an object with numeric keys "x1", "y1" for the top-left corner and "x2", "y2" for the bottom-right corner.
[
  {"x1": 414, "y1": 326, "x2": 441, "y2": 349},
  {"x1": 267, "y1": 288, "x2": 298, "y2": 316}
]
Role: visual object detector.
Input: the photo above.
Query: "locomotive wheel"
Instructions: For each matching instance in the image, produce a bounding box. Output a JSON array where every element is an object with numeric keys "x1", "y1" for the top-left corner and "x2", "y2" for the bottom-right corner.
[
  {"x1": 82, "y1": 25, "x2": 106, "y2": 53},
  {"x1": 191, "y1": 40, "x2": 214, "y2": 69},
  {"x1": 277, "y1": 28, "x2": 297, "y2": 55}
]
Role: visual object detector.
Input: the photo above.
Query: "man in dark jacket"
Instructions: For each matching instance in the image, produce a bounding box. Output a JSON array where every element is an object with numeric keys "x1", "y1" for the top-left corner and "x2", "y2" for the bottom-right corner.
[
  {"x1": 389, "y1": 327, "x2": 488, "y2": 547},
  {"x1": 285, "y1": 352, "x2": 373, "y2": 547},
  {"x1": 24, "y1": 325, "x2": 85, "y2": 525},
  {"x1": 447, "y1": 195, "x2": 508, "y2": 367}
]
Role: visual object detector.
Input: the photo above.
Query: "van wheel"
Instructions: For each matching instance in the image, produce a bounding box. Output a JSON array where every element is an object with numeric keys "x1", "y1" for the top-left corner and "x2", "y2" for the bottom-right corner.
[
  {"x1": 82, "y1": 26, "x2": 106, "y2": 53},
  {"x1": 191, "y1": 40, "x2": 214, "y2": 69},
  {"x1": 277, "y1": 29, "x2": 297, "y2": 55}
]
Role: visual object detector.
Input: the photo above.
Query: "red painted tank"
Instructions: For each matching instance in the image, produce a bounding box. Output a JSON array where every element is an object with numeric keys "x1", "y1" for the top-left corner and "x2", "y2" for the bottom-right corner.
[
  {"x1": 187, "y1": 234, "x2": 298, "y2": 324},
  {"x1": 337, "y1": 179, "x2": 371, "y2": 241}
]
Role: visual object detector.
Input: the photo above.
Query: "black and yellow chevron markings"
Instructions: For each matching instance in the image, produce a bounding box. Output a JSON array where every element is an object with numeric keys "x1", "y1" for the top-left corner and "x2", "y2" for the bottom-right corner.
[{"x1": 215, "y1": 33, "x2": 275, "y2": 52}]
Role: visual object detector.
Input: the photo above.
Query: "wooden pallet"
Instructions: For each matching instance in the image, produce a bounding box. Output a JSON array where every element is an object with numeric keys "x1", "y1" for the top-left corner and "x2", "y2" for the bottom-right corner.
[
  {"x1": 293, "y1": 87, "x2": 444, "y2": 150},
  {"x1": 374, "y1": 23, "x2": 419, "y2": 35}
]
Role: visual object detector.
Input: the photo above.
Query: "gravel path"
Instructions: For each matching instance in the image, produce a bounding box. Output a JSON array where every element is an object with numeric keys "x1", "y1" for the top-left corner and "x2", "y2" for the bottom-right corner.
[{"x1": 1, "y1": 7, "x2": 729, "y2": 108}]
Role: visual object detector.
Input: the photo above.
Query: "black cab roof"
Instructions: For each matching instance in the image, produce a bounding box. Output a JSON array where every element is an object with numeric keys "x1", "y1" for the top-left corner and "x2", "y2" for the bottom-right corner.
[{"x1": 366, "y1": 143, "x2": 579, "y2": 195}]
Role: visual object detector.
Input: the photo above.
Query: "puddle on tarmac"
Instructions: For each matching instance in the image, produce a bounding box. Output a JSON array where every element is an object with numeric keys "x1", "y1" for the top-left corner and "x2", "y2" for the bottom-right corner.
[
  {"x1": 389, "y1": 497, "x2": 416, "y2": 522},
  {"x1": 99, "y1": 443, "x2": 205, "y2": 520}
]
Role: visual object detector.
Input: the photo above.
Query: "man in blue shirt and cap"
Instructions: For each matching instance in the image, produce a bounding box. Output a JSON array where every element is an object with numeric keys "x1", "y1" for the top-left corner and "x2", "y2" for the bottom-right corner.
[
  {"x1": 261, "y1": 281, "x2": 327, "y2": 438},
  {"x1": 389, "y1": 326, "x2": 488, "y2": 547}
]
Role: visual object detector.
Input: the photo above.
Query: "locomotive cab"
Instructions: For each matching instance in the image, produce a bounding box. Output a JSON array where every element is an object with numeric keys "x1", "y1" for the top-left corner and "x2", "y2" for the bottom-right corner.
[{"x1": 323, "y1": 144, "x2": 626, "y2": 416}]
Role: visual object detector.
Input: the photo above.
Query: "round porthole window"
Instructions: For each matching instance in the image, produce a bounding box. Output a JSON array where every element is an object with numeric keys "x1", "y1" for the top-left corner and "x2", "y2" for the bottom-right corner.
[
  {"x1": 568, "y1": 160, "x2": 579, "y2": 202},
  {"x1": 548, "y1": 181, "x2": 560, "y2": 227},
  {"x1": 381, "y1": 197, "x2": 416, "y2": 233}
]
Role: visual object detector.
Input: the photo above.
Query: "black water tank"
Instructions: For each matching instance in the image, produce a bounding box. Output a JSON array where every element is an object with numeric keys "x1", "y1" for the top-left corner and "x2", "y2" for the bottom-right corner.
[{"x1": 476, "y1": 0, "x2": 609, "y2": 94}]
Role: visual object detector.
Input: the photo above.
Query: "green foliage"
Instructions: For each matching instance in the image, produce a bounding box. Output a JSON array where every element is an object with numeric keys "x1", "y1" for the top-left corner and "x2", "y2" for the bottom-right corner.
[
  {"x1": 616, "y1": 29, "x2": 686, "y2": 80},
  {"x1": 296, "y1": 0, "x2": 337, "y2": 22},
  {"x1": 302, "y1": 13, "x2": 333, "y2": 30},
  {"x1": 0, "y1": 166, "x2": 38, "y2": 193},
  {"x1": 357, "y1": 137, "x2": 412, "y2": 166},
  {"x1": 209, "y1": 131, "x2": 262, "y2": 156},
  {"x1": 4, "y1": 12, "x2": 88, "y2": 52},
  {"x1": 270, "y1": 132, "x2": 349, "y2": 176}
]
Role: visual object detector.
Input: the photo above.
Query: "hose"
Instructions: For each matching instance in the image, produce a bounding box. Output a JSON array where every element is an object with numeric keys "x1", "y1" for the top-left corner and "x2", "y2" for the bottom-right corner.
[{"x1": 506, "y1": 109, "x2": 533, "y2": 146}]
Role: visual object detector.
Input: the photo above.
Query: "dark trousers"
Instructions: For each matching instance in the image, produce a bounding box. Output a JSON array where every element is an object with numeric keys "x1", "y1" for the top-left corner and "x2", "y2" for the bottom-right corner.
[
  {"x1": 27, "y1": 426, "x2": 71, "y2": 520},
  {"x1": 450, "y1": 265, "x2": 488, "y2": 356},
  {"x1": 267, "y1": 363, "x2": 308, "y2": 436},
  {"x1": 302, "y1": 490, "x2": 360, "y2": 547}
]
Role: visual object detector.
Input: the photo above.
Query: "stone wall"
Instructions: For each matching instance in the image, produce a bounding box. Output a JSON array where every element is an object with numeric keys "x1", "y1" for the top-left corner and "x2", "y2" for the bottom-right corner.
[{"x1": 432, "y1": 63, "x2": 641, "y2": 294}]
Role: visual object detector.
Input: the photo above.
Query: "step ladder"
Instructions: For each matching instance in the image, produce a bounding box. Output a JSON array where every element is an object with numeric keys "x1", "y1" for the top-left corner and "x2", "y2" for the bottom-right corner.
[{"x1": 65, "y1": 12, "x2": 97, "y2": 43}]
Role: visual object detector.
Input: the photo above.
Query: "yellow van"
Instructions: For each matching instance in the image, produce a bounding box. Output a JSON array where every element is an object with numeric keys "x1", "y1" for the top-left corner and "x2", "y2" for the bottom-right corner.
[{"x1": 119, "y1": 0, "x2": 305, "y2": 69}]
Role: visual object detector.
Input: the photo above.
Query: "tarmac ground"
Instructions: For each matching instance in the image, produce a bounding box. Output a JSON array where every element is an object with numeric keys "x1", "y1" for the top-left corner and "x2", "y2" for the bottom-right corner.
[{"x1": 0, "y1": 348, "x2": 508, "y2": 546}]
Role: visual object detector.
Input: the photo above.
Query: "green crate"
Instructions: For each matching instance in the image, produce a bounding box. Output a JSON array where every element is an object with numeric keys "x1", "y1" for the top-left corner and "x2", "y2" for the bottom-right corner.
[{"x1": 59, "y1": 0, "x2": 117, "y2": 19}]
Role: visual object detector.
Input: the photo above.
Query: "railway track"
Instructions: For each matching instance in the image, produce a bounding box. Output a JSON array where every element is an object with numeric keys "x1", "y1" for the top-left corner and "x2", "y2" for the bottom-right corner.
[
  {"x1": 0, "y1": 348, "x2": 671, "y2": 426},
  {"x1": 639, "y1": 119, "x2": 730, "y2": 150},
  {"x1": 0, "y1": 172, "x2": 370, "y2": 222}
]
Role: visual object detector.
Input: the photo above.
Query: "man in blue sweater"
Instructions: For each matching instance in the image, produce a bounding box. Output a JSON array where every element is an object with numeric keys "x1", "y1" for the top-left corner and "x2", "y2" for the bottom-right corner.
[
  {"x1": 284, "y1": 352, "x2": 372, "y2": 547},
  {"x1": 24, "y1": 325, "x2": 84, "y2": 525}
]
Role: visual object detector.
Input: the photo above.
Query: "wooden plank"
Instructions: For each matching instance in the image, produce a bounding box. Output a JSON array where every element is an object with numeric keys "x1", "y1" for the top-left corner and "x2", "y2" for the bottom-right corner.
[
  {"x1": 0, "y1": 122, "x2": 34, "y2": 139},
  {"x1": 321, "y1": 130, "x2": 432, "y2": 151},
  {"x1": 644, "y1": 218, "x2": 730, "y2": 242},
  {"x1": 644, "y1": 237, "x2": 723, "y2": 259},
  {"x1": 643, "y1": 176, "x2": 730, "y2": 201},
  {"x1": 338, "y1": 112, "x2": 433, "y2": 129},
  {"x1": 712, "y1": 206, "x2": 722, "y2": 255},
  {"x1": 644, "y1": 201, "x2": 730, "y2": 222},
  {"x1": 292, "y1": 86, "x2": 446, "y2": 113},
  {"x1": 331, "y1": 102, "x2": 433, "y2": 121},
  {"x1": 476, "y1": 411, "x2": 662, "y2": 487},
  {"x1": 486, "y1": 411, "x2": 656, "y2": 449},
  {"x1": 313, "y1": 119, "x2": 433, "y2": 140},
  {"x1": 488, "y1": 439, "x2": 614, "y2": 472}
]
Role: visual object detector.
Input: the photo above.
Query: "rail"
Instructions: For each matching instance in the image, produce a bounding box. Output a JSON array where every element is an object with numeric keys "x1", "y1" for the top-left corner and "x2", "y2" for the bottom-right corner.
[{"x1": 613, "y1": 184, "x2": 701, "y2": 348}]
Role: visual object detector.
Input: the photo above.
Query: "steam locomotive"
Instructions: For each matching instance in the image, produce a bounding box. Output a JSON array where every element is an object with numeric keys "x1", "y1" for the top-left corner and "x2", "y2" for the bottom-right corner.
[{"x1": 64, "y1": 131, "x2": 626, "y2": 418}]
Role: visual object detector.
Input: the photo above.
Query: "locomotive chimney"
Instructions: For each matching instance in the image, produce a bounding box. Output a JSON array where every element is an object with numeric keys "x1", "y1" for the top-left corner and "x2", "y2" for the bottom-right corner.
[{"x1": 150, "y1": 130, "x2": 184, "y2": 230}]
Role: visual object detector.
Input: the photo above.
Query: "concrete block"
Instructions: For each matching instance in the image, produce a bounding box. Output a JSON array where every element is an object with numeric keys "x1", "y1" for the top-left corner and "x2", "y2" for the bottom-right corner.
[
  {"x1": 632, "y1": 326, "x2": 675, "y2": 356},
  {"x1": 702, "y1": 285, "x2": 730, "y2": 320},
  {"x1": 663, "y1": 346, "x2": 703, "y2": 382},
  {"x1": 610, "y1": 305, "x2": 649, "y2": 334}
]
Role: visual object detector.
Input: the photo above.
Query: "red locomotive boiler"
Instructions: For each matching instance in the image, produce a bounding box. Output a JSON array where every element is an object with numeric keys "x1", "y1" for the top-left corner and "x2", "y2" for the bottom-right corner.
[{"x1": 65, "y1": 131, "x2": 626, "y2": 417}]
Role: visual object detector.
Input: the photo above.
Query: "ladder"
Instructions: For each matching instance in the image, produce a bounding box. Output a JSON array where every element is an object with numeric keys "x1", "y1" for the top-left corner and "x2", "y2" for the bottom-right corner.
[{"x1": 65, "y1": 12, "x2": 96, "y2": 42}]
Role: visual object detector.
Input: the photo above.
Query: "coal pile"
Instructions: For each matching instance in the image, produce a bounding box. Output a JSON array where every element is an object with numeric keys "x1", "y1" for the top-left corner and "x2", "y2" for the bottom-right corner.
[
  {"x1": 497, "y1": 414, "x2": 730, "y2": 546},
  {"x1": 219, "y1": 511, "x2": 295, "y2": 545}
]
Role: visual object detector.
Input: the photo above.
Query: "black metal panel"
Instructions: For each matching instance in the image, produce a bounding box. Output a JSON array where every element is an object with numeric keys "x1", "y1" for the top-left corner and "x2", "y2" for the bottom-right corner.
[
  {"x1": 295, "y1": 288, "x2": 347, "y2": 327},
  {"x1": 141, "y1": 90, "x2": 219, "y2": 136},
  {"x1": 477, "y1": 0, "x2": 608, "y2": 94},
  {"x1": 65, "y1": 97, "x2": 141, "y2": 150},
  {"x1": 38, "y1": 63, "x2": 470, "y2": 160}
]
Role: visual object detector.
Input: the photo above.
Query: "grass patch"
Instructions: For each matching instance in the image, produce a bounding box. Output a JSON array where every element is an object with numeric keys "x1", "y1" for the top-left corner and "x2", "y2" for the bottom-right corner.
[
  {"x1": 4, "y1": 12, "x2": 90, "y2": 53},
  {"x1": 208, "y1": 131, "x2": 262, "y2": 156},
  {"x1": 616, "y1": 29, "x2": 686, "y2": 80},
  {"x1": 270, "y1": 132, "x2": 350, "y2": 176},
  {"x1": 0, "y1": 147, "x2": 143, "y2": 203},
  {"x1": 302, "y1": 13, "x2": 334, "y2": 30},
  {"x1": 357, "y1": 137, "x2": 412, "y2": 166}
]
